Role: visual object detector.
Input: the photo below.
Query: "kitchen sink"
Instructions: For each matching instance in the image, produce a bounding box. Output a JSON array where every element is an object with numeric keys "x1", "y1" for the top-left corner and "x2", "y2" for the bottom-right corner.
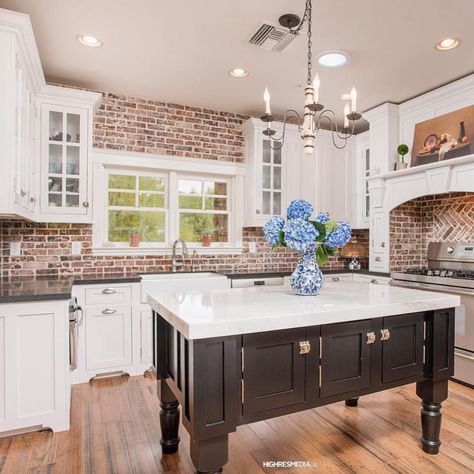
[{"x1": 140, "y1": 272, "x2": 230, "y2": 303}]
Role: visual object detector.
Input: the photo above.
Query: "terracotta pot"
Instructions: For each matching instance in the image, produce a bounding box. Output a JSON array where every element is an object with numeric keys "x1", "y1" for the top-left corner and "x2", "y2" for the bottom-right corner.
[
  {"x1": 130, "y1": 232, "x2": 141, "y2": 248},
  {"x1": 201, "y1": 234, "x2": 212, "y2": 247}
]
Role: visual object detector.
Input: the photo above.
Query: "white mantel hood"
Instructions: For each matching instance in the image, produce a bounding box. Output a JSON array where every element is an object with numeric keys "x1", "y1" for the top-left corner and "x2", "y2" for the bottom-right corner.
[{"x1": 367, "y1": 154, "x2": 474, "y2": 211}]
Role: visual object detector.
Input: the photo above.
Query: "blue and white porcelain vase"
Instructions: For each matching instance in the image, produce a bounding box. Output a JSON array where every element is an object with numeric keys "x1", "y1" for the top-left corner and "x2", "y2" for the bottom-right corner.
[{"x1": 290, "y1": 245, "x2": 324, "y2": 296}]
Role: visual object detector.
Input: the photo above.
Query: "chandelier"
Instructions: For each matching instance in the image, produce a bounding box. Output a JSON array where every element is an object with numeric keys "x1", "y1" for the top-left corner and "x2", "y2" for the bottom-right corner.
[{"x1": 260, "y1": 0, "x2": 362, "y2": 154}]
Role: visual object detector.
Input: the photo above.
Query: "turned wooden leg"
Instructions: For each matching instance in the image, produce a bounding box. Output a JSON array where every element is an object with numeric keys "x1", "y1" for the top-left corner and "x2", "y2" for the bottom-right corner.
[
  {"x1": 158, "y1": 380, "x2": 180, "y2": 454},
  {"x1": 345, "y1": 397, "x2": 359, "y2": 407},
  {"x1": 190, "y1": 434, "x2": 228, "y2": 474},
  {"x1": 416, "y1": 379, "x2": 448, "y2": 455}
]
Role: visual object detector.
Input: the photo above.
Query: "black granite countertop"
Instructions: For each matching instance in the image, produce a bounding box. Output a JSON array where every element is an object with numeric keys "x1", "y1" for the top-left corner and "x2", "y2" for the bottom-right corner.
[{"x1": 0, "y1": 269, "x2": 390, "y2": 303}]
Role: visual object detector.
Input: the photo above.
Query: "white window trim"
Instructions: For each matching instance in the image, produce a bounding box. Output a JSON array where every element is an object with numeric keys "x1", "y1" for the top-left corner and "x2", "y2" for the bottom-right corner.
[{"x1": 91, "y1": 151, "x2": 245, "y2": 255}]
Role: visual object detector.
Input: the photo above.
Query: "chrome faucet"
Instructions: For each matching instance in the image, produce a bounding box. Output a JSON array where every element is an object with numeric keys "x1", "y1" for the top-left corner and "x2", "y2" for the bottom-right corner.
[
  {"x1": 191, "y1": 249, "x2": 198, "y2": 272},
  {"x1": 171, "y1": 239, "x2": 189, "y2": 272}
]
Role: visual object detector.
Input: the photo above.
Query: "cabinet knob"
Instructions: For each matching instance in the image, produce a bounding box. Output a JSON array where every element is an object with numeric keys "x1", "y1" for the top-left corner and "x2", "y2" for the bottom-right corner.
[
  {"x1": 256, "y1": 209, "x2": 261, "y2": 214},
  {"x1": 331, "y1": 277, "x2": 340, "y2": 282},
  {"x1": 366, "y1": 332, "x2": 376, "y2": 344},
  {"x1": 83, "y1": 201, "x2": 90, "y2": 208},
  {"x1": 299, "y1": 341, "x2": 311, "y2": 355},
  {"x1": 381, "y1": 329, "x2": 390, "y2": 341},
  {"x1": 370, "y1": 279, "x2": 378, "y2": 284}
]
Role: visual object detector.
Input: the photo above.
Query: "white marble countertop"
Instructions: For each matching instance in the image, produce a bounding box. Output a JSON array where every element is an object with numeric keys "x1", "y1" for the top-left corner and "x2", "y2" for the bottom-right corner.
[{"x1": 147, "y1": 281, "x2": 460, "y2": 340}]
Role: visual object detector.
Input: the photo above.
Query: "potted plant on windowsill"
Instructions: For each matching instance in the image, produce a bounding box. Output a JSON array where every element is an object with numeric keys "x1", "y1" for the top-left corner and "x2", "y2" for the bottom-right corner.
[
  {"x1": 129, "y1": 227, "x2": 142, "y2": 248},
  {"x1": 201, "y1": 232, "x2": 212, "y2": 247}
]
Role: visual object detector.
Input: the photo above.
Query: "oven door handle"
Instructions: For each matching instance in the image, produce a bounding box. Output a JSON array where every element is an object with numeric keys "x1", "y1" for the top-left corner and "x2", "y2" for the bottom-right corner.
[{"x1": 410, "y1": 282, "x2": 474, "y2": 297}]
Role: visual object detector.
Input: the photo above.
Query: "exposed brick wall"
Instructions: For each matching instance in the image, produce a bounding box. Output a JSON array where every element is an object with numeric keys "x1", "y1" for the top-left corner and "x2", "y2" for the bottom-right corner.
[
  {"x1": 93, "y1": 93, "x2": 247, "y2": 162},
  {"x1": 0, "y1": 92, "x2": 369, "y2": 278},
  {"x1": 0, "y1": 221, "x2": 367, "y2": 278},
  {"x1": 390, "y1": 192, "x2": 474, "y2": 271}
]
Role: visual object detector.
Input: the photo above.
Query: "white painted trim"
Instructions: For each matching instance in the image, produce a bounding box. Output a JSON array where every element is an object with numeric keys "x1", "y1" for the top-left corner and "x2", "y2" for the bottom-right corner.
[
  {"x1": 92, "y1": 149, "x2": 246, "y2": 176},
  {"x1": 91, "y1": 246, "x2": 244, "y2": 256}
]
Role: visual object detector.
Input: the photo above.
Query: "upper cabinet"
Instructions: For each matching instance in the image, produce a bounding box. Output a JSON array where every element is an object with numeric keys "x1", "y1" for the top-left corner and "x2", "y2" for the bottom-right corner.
[
  {"x1": 38, "y1": 87, "x2": 100, "y2": 222},
  {"x1": 0, "y1": 10, "x2": 101, "y2": 223},
  {"x1": 242, "y1": 118, "x2": 368, "y2": 229}
]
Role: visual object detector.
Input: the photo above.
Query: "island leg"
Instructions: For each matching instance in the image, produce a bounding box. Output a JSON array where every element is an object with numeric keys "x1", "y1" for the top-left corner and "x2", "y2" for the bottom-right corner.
[
  {"x1": 190, "y1": 434, "x2": 229, "y2": 474},
  {"x1": 158, "y1": 380, "x2": 180, "y2": 454},
  {"x1": 416, "y1": 379, "x2": 448, "y2": 454},
  {"x1": 345, "y1": 397, "x2": 359, "y2": 407}
]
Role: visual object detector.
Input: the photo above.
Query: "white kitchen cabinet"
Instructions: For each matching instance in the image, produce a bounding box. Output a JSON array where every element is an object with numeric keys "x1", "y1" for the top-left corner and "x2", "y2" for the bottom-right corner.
[
  {"x1": 350, "y1": 131, "x2": 370, "y2": 229},
  {"x1": 85, "y1": 305, "x2": 132, "y2": 371},
  {"x1": 140, "y1": 308, "x2": 153, "y2": 365},
  {"x1": 370, "y1": 211, "x2": 390, "y2": 271},
  {"x1": 0, "y1": 27, "x2": 39, "y2": 220},
  {"x1": 37, "y1": 87, "x2": 100, "y2": 223},
  {"x1": 0, "y1": 300, "x2": 70, "y2": 435}
]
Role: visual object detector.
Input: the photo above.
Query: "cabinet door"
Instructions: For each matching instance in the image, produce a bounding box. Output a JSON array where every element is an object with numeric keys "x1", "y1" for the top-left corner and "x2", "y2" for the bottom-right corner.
[
  {"x1": 0, "y1": 315, "x2": 4, "y2": 422},
  {"x1": 41, "y1": 104, "x2": 88, "y2": 216},
  {"x1": 258, "y1": 138, "x2": 283, "y2": 218},
  {"x1": 242, "y1": 328, "x2": 306, "y2": 415},
  {"x1": 140, "y1": 309, "x2": 153, "y2": 365},
  {"x1": 85, "y1": 306, "x2": 132, "y2": 371},
  {"x1": 382, "y1": 313, "x2": 424, "y2": 383},
  {"x1": 320, "y1": 320, "x2": 372, "y2": 397}
]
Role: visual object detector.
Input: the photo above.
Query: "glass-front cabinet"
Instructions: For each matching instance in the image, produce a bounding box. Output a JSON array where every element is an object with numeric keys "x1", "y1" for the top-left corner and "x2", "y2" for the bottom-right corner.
[
  {"x1": 261, "y1": 139, "x2": 282, "y2": 216},
  {"x1": 41, "y1": 104, "x2": 89, "y2": 217}
]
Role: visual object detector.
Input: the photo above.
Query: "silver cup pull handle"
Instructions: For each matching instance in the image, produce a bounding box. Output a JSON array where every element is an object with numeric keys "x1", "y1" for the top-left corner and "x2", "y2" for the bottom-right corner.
[
  {"x1": 102, "y1": 308, "x2": 117, "y2": 315},
  {"x1": 102, "y1": 288, "x2": 117, "y2": 295}
]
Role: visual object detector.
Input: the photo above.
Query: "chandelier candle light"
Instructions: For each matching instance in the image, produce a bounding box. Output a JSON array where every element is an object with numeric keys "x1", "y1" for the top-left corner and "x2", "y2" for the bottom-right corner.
[{"x1": 261, "y1": 0, "x2": 363, "y2": 153}]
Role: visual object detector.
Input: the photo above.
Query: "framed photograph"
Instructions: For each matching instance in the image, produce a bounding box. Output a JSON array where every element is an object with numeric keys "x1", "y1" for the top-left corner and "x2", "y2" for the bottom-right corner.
[{"x1": 411, "y1": 105, "x2": 474, "y2": 167}]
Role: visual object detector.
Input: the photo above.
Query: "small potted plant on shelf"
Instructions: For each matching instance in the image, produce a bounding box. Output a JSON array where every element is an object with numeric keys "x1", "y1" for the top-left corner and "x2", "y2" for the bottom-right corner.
[
  {"x1": 396, "y1": 144, "x2": 409, "y2": 170},
  {"x1": 129, "y1": 227, "x2": 141, "y2": 248},
  {"x1": 201, "y1": 231, "x2": 212, "y2": 247}
]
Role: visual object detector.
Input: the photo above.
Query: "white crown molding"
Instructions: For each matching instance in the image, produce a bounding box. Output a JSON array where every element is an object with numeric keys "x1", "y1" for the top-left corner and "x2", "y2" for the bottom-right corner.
[
  {"x1": 38, "y1": 84, "x2": 102, "y2": 109},
  {"x1": 363, "y1": 102, "x2": 399, "y2": 123}
]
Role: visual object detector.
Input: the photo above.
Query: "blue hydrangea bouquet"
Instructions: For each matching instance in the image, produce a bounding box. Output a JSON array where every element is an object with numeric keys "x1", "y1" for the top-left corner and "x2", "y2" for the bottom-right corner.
[{"x1": 263, "y1": 199, "x2": 352, "y2": 295}]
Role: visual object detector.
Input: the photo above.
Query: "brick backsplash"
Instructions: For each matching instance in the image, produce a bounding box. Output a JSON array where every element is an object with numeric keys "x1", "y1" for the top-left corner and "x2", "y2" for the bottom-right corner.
[
  {"x1": 0, "y1": 92, "x2": 368, "y2": 278},
  {"x1": 390, "y1": 192, "x2": 474, "y2": 271},
  {"x1": 0, "y1": 221, "x2": 367, "y2": 278}
]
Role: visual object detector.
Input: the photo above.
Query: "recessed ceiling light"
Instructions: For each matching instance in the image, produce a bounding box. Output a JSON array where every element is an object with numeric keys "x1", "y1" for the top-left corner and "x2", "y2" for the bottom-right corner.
[
  {"x1": 317, "y1": 51, "x2": 350, "y2": 68},
  {"x1": 435, "y1": 38, "x2": 460, "y2": 51},
  {"x1": 229, "y1": 67, "x2": 249, "y2": 78},
  {"x1": 339, "y1": 93, "x2": 351, "y2": 100},
  {"x1": 77, "y1": 35, "x2": 102, "y2": 47}
]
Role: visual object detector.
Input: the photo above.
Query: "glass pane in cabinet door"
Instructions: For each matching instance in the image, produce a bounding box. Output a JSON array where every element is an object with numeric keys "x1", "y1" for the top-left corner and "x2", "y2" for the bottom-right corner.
[
  {"x1": 66, "y1": 114, "x2": 80, "y2": 143},
  {"x1": 48, "y1": 144, "x2": 63, "y2": 174},
  {"x1": 273, "y1": 192, "x2": 281, "y2": 215},
  {"x1": 66, "y1": 194, "x2": 79, "y2": 207},
  {"x1": 48, "y1": 193, "x2": 62, "y2": 207},
  {"x1": 273, "y1": 144, "x2": 282, "y2": 164},
  {"x1": 66, "y1": 146, "x2": 80, "y2": 175},
  {"x1": 49, "y1": 111, "x2": 63, "y2": 141},
  {"x1": 262, "y1": 191, "x2": 271, "y2": 215},
  {"x1": 262, "y1": 165, "x2": 271, "y2": 189},
  {"x1": 366, "y1": 196, "x2": 370, "y2": 217},
  {"x1": 273, "y1": 167, "x2": 281, "y2": 190},
  {"x1": 263, "y1": 140, "x2": 271, "y2": 163},
  {"x1": 66, "y1": 178, "x2": 79, "y2": 194},
  {"x1": 48, "y1": 176, "x2": 62, "y2": 192}
]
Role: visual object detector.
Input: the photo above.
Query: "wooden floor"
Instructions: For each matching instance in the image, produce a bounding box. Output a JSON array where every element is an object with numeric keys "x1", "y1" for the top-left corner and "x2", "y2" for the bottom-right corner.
[{"x1": 0, "y1": 376, "x2": 473, "y2": 474}]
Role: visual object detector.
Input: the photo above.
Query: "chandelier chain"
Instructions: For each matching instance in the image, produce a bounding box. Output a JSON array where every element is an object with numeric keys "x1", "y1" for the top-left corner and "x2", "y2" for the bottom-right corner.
[{"x1": 306, "y1": 0, "x2": 312, "y2": 86}]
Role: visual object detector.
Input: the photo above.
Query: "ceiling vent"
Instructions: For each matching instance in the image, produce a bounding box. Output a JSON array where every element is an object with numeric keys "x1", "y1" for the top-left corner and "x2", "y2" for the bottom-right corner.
[{"x1": 248, "y1": 22, "x2": 296, "y2": 52}]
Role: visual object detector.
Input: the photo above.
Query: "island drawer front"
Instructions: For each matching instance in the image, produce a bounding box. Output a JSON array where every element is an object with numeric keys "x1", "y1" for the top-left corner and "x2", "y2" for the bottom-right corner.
[
  {"x1": 242, "y1": 328, "x2": 306, "y2": 415},
  {"x1": 320, "y1": 320, "x2": 372, "y2": 398},
  {"x1": 382, "y1": 313, "x2": 424, "y2": 383}
]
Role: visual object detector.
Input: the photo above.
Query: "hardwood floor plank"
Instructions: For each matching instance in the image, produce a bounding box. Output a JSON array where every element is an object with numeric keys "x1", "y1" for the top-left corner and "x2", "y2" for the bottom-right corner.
[{"x1": 0, "y1": 377, "x2": 472, "y2": 474}]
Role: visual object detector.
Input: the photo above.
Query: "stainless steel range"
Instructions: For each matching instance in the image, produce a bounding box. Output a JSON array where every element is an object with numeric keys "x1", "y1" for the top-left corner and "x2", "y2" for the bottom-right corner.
[{"x1": 392, "y1": 242, "x2": 474, "y2": 387}]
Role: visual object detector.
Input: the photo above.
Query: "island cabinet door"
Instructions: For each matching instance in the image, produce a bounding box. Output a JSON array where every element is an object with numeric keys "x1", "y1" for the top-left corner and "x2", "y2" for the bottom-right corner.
[
  {"x1": 381, "y1": 313, "x2": 424, "y2": 383},
  {"x1": 320, "y1": 320, "x2": 372, "y2": 398},
  {"x1": 242, "y1": 328, "x2": 306, "y2": 415}
]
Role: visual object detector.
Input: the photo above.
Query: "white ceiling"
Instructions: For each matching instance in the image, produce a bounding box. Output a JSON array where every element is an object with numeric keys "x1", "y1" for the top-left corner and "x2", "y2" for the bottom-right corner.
[{"x1": 1, "y1": 0, "x2": 473, "y2": 127}]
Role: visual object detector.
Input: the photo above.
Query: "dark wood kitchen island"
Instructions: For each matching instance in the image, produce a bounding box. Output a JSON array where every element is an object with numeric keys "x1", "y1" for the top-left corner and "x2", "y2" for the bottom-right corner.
[{"x1": 148, "y1": 282, "x2": 459, "y2": 473}]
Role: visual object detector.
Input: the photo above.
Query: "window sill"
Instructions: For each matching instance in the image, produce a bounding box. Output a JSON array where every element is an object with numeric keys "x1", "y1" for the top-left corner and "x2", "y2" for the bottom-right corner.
[{"x1": 91, "y1": 246, "x2": 244, "y2": 256}]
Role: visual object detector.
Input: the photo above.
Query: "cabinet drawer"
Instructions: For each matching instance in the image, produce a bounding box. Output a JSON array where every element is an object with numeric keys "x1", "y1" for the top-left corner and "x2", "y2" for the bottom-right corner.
[
  {"x1": 85, "y1": 285, "x2": 133, "y2": 305},
  {"x1": 242, "y1": 328, "x2": 306, "y2": 415},
  {"x1": 320, "y1": 320, "x2": 372, "y2": 398},
  {"x1": 382, "y1": 313, "x2": 424, "y2": 383},
  {"x1": 85, "y1": 305, "x2": 132, "y2": 371}
]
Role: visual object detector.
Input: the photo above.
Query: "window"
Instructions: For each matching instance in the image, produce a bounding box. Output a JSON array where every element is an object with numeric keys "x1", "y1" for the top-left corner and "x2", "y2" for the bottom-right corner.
[
  {"x1": 107, "y1": 172, "x2": 167, "y2": 244},
  {"x1": 178, "y1": 178, "x2": 230, "y2": 243}
]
